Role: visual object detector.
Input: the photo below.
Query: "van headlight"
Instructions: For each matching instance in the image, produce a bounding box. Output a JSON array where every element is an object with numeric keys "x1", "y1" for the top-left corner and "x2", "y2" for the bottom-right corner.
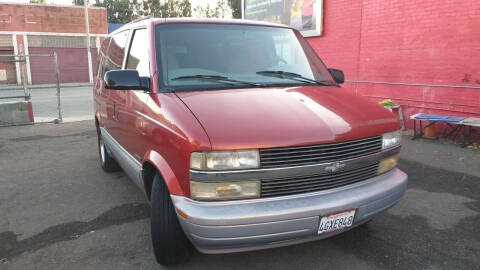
[
  {"x1": 190, "y1": 180, "x2": 261, "y2": 200},
  {"x1": 382, "y1": 130, "x2": 402, "y2": 149},
  {"x1": 190, "y1": 150, "x2": 260, "y2": 170}
]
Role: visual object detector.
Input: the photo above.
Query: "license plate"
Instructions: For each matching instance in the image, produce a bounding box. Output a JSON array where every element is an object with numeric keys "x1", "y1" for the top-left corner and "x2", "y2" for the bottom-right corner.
[{"x1": 318, "y1": 209, "x2": 356, "y2": 234}]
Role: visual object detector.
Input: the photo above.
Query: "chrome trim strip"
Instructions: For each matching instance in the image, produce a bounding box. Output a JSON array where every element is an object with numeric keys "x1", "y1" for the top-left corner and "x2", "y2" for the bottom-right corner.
[
  {"x1": 260, "y1": 142, "x2": 381, "y2": 157},
  {"x1": 259, "y1": 136, "x2": 382, "y2": 168},
  {"x1": 190, "y1": 146, "x2": 400, "y2": 181},
  {"x1": 100, "y1": 127, "x2": 144, "y2": 189}
]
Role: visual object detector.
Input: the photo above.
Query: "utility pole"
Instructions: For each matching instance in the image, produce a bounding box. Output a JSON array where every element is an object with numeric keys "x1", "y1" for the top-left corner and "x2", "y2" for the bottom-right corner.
[{"x1": 84, "y1": 0, "x2": 93, "y2": 83}]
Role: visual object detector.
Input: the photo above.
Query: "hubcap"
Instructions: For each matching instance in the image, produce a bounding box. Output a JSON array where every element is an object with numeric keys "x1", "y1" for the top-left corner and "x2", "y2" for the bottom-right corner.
[{"x1": 100, "y1": 139, "x2": 106, "y2": 164}]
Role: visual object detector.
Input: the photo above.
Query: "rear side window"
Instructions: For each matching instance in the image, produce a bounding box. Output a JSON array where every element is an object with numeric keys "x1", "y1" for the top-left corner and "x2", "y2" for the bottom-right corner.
[
  {"x1": 126, "y1": 29, "x2": 149, "y2": 77},
  {"x1": 104, "y1": 30, "x2": 129, "y2": 73}
]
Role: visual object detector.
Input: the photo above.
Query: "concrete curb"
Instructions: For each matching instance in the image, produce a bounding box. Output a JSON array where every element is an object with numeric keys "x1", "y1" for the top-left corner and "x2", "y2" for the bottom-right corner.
[{"x1": 0, "y1": 100, "x2": 34, "y2": 126}]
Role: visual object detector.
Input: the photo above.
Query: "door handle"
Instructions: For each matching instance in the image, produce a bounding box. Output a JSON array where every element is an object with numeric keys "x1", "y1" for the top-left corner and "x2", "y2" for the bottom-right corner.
[
  {"x1": 136, "y1": 116, "x2": 148, "y2": 135},
  {"x1": 113, "y1": 103, "x2": 119, "y2": 120}
]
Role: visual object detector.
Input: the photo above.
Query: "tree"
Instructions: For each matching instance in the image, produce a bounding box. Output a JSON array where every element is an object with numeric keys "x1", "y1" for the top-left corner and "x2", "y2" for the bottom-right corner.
[
  {"x1": 72, "y1": 0, "x2": 84, "y2": 5},
  {"x1": 195, "y1": 0, "x2": 229, "y2": 18},
  {"x1": 135, "y1": 0, "x2": 192, "y2": 18},
  {"x1": 91, "y1": 0, "x2": 192, "y2": 23},
  {"x1": 228, "y1": 0, "x2": 241, "y2": 19},
  {"x1": 164, "y1": 0, "x2": 192, "y2": 17},
  {"x1": 194, "y1": 3, "x2": 218, "y2": 18},
  {"x1": 74, "y1": 0, "x2": 194, "y2": 18},
  {"x1": 93, "y1": 0, "x2": 136, "y2": 24},
  {"x1": 135, "y1": 0, "x2": 162, "y2": 17}
]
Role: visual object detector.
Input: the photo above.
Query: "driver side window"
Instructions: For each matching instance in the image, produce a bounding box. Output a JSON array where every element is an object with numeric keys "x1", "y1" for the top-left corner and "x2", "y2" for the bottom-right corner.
[
  {"x1": 104, "y1": 30, "x2": 128, "y2": 74},
  {"x1": 126, "y1": 28, "x2": 150, "y2": 77}
]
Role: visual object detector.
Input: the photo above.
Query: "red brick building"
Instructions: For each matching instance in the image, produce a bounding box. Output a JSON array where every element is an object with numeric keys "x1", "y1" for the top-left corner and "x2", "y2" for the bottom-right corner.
[
  {"x1": 0, "y1": 3, "x2": 107, "y2": 84},
  {"x1": 307, "y1": 0, "x2": 480, "y2": 128}
]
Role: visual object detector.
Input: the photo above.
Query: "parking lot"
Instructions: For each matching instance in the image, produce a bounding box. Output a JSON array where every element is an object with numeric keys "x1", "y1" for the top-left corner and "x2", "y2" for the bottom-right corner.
[{"x1": 0, "y1": 121, "x2": 479, "y2": 270}]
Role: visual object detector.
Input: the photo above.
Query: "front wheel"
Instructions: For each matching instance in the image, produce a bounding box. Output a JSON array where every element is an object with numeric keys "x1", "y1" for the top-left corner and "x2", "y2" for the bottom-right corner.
[
  {"x1": 151, "y1": 173, "x2": 192, "y2": 265},
  {"x1": 96, "y1": 126, "x2": 120, "y2": 172}
]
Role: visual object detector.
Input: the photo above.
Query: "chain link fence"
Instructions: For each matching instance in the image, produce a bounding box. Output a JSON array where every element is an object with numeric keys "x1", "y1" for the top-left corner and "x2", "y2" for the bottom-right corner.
[
  {"x1": 0, "y1": 33, "x2": 101, "y2": 125},
  {"x1": 0, "y1": 53, "x2": 62, "y2": 123}
]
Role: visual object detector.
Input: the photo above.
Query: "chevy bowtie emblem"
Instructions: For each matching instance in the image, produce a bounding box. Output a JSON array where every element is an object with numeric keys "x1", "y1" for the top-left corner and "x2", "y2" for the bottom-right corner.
[{"x1": 325, "y1": 162, "x2": 346, "y2": 173}]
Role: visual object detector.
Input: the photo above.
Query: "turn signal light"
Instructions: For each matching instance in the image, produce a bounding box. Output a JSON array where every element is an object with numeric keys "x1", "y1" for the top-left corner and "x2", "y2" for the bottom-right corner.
[{"x1": 378, "y1": 154, "x2": 399, "y2": 175}]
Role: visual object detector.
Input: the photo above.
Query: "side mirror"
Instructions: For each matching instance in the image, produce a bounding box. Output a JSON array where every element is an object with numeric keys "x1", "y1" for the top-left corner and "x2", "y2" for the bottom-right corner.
[
  {"x1": 328, "y1": 68, "x2": 344, "y2": 84},
  {"x1": 104, "y1": 70, "x2": 150, "y2": 91}
]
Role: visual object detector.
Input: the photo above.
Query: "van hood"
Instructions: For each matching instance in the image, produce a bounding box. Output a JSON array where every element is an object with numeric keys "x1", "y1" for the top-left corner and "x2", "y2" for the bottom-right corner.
[{"x1": 175, "y1": 86, "x2": 400, "y2": 149}]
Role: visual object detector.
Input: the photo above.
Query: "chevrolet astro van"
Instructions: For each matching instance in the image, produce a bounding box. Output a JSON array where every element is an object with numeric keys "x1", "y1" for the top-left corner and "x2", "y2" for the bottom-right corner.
[{"x1": 93, "y1": 18, "x2": 407, "y2": 265}]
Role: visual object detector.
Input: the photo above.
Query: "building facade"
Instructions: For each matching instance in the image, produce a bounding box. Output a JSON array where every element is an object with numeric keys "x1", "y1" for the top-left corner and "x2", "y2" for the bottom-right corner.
[
  {"x1": 306, "y1": 0, "x2": 480, "y2": 129},
  {"x1": 0, "y1": 3, "x2": 107, "y2": 85}
]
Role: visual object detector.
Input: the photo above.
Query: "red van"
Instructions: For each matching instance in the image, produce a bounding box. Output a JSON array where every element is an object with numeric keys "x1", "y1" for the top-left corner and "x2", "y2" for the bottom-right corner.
[{"x1": 94, "y1": 18, "x2": 407, "y2": 265}]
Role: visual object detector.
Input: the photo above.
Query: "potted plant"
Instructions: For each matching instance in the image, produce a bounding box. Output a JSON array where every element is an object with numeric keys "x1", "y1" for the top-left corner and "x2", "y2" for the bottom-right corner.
[{"x1": 379, "y1": 99, "x2": 405, "y2": 131}]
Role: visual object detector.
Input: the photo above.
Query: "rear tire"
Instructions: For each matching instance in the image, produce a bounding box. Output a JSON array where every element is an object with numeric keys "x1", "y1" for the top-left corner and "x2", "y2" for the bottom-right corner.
[
  {"x1": 151, "y1": 173, "x2": 192, "y2": 265},
  {"x1": 96, "y1": 125, "x2": 120, "y2": 172}
]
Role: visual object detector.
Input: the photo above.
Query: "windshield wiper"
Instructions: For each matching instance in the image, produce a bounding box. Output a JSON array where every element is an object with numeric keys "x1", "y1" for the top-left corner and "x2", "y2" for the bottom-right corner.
[
  {"x1": 256, "y1": 70, "x2": 336, "y2": 86},
  {"x1": 171, "y1": 75, "x2": 266, "y2": 87}
]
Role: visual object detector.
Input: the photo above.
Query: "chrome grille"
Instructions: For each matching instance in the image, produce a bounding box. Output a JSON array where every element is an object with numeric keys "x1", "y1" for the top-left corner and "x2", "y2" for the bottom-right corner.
[
  {"x1": 259, "y1": 136, "x2": 382, "y2": 168},
  {"x1": 261, "y1": 162, "x2": 379, "y2": 197}
]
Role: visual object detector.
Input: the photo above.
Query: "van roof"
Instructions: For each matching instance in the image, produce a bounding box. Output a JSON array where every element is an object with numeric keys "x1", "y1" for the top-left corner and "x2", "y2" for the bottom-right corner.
[
  {"x1": 110, "y1": 17, "x2": 290, "y2": 35},
  {"x1": 154, "y1": 18, "x2": 288, "y2": 28}
]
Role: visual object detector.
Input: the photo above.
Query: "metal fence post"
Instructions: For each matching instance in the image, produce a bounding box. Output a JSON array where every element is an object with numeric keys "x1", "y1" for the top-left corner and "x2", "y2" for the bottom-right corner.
[
  {"x1": 53, "y1": 52, "x2": 63, "y2": 123},
  {"x1": 19, "y1": 47, "x2": 29, "y2": 101}
]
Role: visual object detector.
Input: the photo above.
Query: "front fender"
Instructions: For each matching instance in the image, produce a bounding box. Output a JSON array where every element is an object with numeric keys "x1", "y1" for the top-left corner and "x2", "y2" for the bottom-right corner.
[{"x1": 143, "y1": 150, "x2": 185, "y2": 196}]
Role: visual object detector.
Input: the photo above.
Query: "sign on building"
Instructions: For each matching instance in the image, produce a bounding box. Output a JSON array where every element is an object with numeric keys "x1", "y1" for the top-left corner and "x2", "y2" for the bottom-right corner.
[{"x1": 243, "y1": 0, "x2": 323, "y2": 37}]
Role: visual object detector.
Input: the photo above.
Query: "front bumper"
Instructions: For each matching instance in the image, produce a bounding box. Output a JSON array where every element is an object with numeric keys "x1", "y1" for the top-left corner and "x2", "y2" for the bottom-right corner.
[{"x1": 171, "y1": 168, "x2": 407, "y2": 254}]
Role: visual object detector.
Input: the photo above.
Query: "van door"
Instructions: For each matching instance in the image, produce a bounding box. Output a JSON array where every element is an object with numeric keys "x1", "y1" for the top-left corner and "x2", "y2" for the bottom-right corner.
[
  {"x1": 108, "y1": 28, "x2": 151, "y2": 189},
  {"x1": 93, "y1": 36, "x2": 110, "y2": 127},
  {"x1": 119, "y1": 28, "x2": 151, "y2": 165},
  {"x1": 103, "y1": 30, "x2": 129, "y2": 138}
]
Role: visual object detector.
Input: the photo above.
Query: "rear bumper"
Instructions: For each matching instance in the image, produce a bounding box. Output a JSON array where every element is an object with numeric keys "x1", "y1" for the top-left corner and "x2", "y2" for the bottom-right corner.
[{"x1": 171, "y1": 168, "x2": 407, "y2": 254}]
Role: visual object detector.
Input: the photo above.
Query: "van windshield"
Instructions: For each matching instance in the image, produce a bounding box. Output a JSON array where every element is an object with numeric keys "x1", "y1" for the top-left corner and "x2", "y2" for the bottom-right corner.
[{"x1": 155, "y1": 23, "x2": 335, "y2": 91}]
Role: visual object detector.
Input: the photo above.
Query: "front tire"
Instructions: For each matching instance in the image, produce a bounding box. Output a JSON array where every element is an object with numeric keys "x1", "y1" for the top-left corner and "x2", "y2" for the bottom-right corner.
[
  {"x1": 151, "y1": 173, "x2": 192, "y2": 265},
  {"x1": 96, "y1": 126, "x2": 120, "y2": 172}
]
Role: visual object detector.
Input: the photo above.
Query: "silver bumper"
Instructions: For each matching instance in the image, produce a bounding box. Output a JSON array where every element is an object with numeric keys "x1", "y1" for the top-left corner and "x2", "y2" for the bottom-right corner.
[{"x1": 171, "y1": 168, "x2": 407, "y2": 254}]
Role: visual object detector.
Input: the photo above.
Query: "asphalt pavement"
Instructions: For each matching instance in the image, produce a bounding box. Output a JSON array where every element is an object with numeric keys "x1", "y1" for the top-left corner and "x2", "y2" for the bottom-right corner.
[{"x1": 0, "y1": 121, "x2": 479, "y2": 270}]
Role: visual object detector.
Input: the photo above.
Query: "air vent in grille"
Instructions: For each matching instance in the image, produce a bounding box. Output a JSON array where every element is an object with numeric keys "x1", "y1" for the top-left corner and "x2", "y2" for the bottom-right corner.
[
  {"x1": 261, "y1": 163, "x2": 379, "y2": 197},
  {"x1": 259, "y1": 136, "x2": 382, "y2": 168}
]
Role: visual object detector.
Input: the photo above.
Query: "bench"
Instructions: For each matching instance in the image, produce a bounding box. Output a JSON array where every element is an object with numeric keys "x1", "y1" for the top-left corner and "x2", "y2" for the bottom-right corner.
[
  {"x1": 461, "y1": 118, "x2": 480, "y2": 146},
  {"x1": 410, "y1": 113, "x2": 470, "y2": 145}
]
